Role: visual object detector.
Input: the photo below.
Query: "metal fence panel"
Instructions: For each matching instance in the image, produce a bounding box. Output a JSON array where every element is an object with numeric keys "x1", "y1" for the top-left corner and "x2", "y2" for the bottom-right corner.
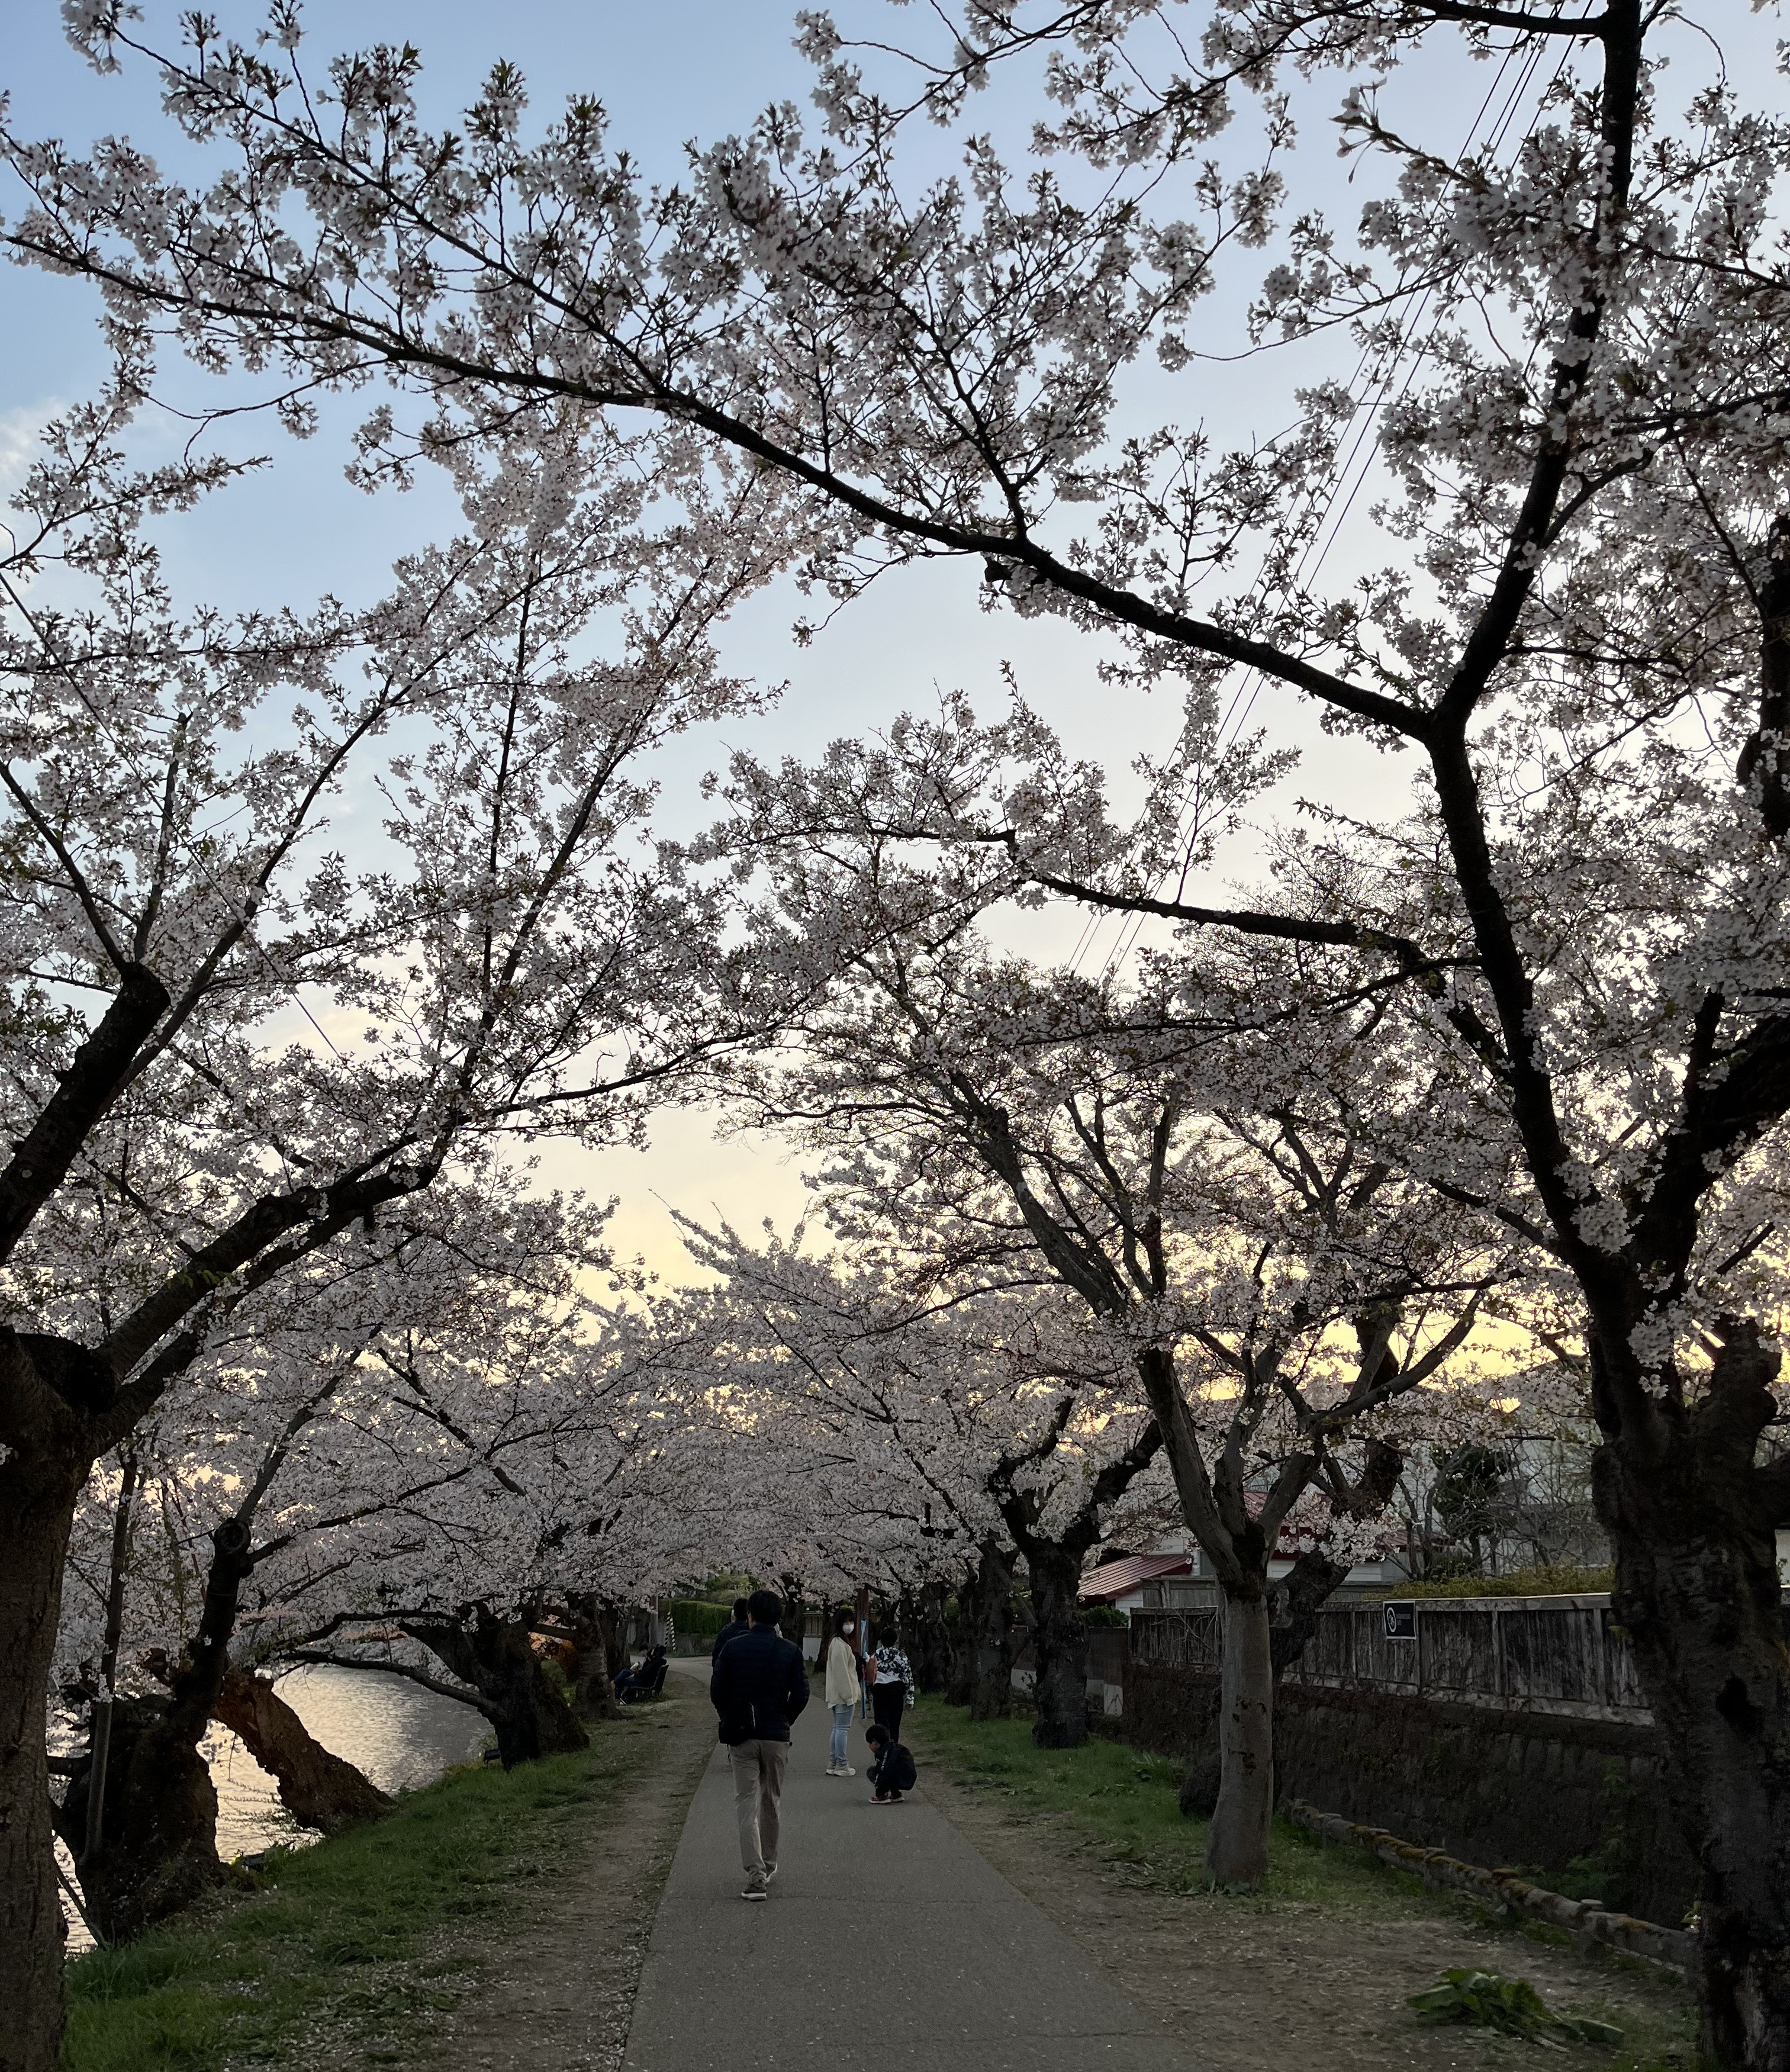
[{"x1": 1132, "y1": 1594, "x2": 1651, "y2": 1720}]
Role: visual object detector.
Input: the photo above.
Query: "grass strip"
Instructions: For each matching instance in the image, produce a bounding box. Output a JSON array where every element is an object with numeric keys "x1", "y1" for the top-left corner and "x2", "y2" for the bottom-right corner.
[
  {"x1": 908, "y1": 1697, "x2": 1425, "y2": 1911},
  {"x1": 61, "y1": 1700, "x2": 683, "y2": 2072}
]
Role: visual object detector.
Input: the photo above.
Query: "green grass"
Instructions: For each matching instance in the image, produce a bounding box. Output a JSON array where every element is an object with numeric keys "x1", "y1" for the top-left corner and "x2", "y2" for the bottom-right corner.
[
  {"x1": 60, "y1": 1702, "x2": 680, "y2": 2072},
  {"x1": 908, "y1": 1696, "x2": 1427, "y2": 1912}
]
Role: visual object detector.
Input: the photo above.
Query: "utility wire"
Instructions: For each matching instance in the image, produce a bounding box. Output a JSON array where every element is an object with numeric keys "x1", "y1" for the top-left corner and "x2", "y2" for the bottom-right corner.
[{"x1": 1067, "y1": 31, "x2": 1571, "y2": 986}]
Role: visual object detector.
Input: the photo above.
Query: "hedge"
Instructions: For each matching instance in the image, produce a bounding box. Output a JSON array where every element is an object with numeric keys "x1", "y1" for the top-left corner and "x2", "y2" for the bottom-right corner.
[{"x1": 667, "y1": 1598, "x2": 729, "y2": 1636}]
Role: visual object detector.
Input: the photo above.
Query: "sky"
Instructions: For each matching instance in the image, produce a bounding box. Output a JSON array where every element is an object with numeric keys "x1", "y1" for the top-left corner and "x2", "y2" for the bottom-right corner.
[{"x1": 5, "y1": 1, "x2": 1775, "y2": 1283}]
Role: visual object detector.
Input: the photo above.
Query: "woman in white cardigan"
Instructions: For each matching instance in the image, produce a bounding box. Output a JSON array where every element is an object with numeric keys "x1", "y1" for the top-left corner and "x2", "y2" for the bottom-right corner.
[{"x1": 823, "y1": 1611, "x2": 863, "y2": 1776}]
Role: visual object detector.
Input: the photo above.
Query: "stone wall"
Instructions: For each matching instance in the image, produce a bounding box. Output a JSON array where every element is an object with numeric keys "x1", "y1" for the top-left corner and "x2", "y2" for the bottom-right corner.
[{"x1": 1111, "y1": 1661, "x2": 1698, "y2": 1925}]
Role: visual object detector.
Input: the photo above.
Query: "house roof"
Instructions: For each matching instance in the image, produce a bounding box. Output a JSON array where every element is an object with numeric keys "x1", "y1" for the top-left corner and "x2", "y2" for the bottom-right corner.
[{"x1": 1079, "y1": 1552, "x2": 1194, "y2": 1603}]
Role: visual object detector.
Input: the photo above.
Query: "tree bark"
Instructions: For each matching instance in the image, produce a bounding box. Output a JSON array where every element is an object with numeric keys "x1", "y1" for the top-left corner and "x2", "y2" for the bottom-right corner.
[
  {"x1": 1205, "y1": 1582, "x2": 1274, "y2": 1887},
  {"x1": 906, "y1": 1582, "x2": 955, "y2": 1695},
  {"x1": 53, "y1": 1695, "x2": 225, "y2": 1944},
  {"x1": 83, "y1": 1443, "x2": 140, "y2": 1867},
  {"x1": 402, "y1": 1608, "x2": 589, "y2": 1768},
  {"x1": 562, "y1": 1596, "x2": 624, "y2": 1720},
  {"x1": 945, "y1": 1590, "x2": 974, "y2": 1708},
  {"x1": 59, "y1": 1516, "x2": 259, "y2": 1940},
  {"x1": 212, "y1": 1671, "x2": 392, "y2": 1834},
  {"x1": 1025, "y1": 1540, "x2": 1092, "y2": 1749},
  {"x1": 965, "y1": 1542, "x2": 1019, "y2": 1721},
  {"x1": 0, "y1": 1436, "x2": 87, "y2": 2072},
  {"x1": 1591, "y1": 1326, "x2": 1790, "y2": 2070},
  {"x1": 777, "y1": 1576, "x2": 809, "y2": 1655}
]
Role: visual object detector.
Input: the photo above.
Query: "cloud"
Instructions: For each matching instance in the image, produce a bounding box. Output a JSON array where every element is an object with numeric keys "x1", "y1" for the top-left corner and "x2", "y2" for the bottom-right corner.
[{"x1": 0, "y1": 402, "x2": 57, "y2": 499}]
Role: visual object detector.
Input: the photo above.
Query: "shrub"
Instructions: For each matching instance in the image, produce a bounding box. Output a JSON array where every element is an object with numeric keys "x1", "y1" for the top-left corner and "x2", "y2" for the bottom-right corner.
[
  {"x1": 666, "y1": 1599, "x2": 729, "y2": 1636},
  {"x1": 1389, "y1": 1563, "x2": 1615, "y2": 1600}
]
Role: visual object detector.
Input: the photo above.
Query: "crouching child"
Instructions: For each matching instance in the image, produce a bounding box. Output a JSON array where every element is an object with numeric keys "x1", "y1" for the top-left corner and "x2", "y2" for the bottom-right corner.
[{"x1": 864, "y1": 1722, "x2": 917, "y2": 1804}]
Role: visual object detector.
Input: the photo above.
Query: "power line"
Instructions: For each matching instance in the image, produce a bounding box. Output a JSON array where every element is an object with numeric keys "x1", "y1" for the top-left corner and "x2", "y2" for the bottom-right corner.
[{"x1": 1070, "y1": 32, "x2": 1571, "y2": 987}]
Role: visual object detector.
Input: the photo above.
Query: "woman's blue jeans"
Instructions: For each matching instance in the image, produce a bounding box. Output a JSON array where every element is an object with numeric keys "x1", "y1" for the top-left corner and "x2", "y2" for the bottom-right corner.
[{"x1": 829, "y1": 1703, "x2": 852, "y2": 1765}]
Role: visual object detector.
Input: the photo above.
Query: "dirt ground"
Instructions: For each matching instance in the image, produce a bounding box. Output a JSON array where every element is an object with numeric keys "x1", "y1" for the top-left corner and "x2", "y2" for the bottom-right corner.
[
  {"x1": 913, "y1": 1743, "x2": 1696, "y2": 2071},
  {"x1": 406, "y1": 1694, "x2": 716, "y2": 2072}
]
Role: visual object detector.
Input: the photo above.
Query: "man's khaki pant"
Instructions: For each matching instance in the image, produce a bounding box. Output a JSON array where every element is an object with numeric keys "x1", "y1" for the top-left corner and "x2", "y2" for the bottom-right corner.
[{"x1": 728, "y1": 1737, "x2": 790, "y2": 1887}]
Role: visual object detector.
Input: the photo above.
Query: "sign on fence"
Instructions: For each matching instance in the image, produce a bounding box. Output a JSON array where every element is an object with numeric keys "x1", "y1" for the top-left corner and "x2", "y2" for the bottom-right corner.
[{"x1": 1382, "y1": 1601, "x2": 1417, "y2": 1640}]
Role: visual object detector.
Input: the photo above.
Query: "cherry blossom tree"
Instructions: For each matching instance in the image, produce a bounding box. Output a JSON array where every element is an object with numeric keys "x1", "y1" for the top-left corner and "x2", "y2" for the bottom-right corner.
[
  {"x1": 695, "y1": 748, "x2": 1502, "y2": 1872},
  {"x1": 0, "y1": 390, "x2": 798, "y2": 2063},
  {"x1": 659, "y1": 1218, "x2": 1167, "y2": 1739},
  {"x1": 52, "y1": 1175, "x2": 606, "y2": 1938},
  {"x1": 12, "y1": 0, "x2": 1790, "y2": 2054}
]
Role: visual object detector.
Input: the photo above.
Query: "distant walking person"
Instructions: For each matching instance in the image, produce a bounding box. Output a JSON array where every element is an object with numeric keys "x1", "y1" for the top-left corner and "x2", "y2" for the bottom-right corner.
[
  {"x1": 823, "y1": 1611, "x2": 862, "y2": 1777},
  {"x1": 712, "y1": 1597, "x2": 751, "y2": 1661},
  {"x1": 710, "y1": 1589, "x2": 809, "y2": 1900},
  {"x1": 868, "y1": 1624, "x2": 914, "y2": 1741}
]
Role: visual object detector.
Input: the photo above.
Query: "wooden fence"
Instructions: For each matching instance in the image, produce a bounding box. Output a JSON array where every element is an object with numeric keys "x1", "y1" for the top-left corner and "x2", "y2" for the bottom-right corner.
[{"x1": 1129, "y1": 1594, "x2": 1647, "y2": 1720}]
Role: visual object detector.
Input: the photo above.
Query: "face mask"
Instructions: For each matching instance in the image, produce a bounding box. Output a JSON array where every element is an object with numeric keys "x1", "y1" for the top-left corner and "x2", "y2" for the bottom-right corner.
[{"x1": 843, "y1": 1623, "x2": 855, "y2": 1634}]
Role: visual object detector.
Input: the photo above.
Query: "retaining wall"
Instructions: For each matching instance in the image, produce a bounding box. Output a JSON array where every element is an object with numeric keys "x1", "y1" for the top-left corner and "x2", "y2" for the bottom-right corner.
[{"x1": 1112, "y1": 1660, "x2": 1698, "y2": 1925}]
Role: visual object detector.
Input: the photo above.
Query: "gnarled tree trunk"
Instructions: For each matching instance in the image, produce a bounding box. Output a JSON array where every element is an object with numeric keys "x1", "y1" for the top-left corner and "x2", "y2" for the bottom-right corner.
[
  {"x1": 563, "y1": 1596, "x2": 624, "y2": 1721},
  {"x1": 403, "y1": 1608, "x2": 589, "y2": 1769},
  {"x1": 53, "y1": 1694, "x2": 225, "y2": 1943},
  {"x1": 59, "y1": 1517, "x2": 257, "y2": 1940},
  {"x1": 1592, "y1": 1324, "x2": 1790, "y2": 2070},
  {"x1": 1026, "y1": 1540, "x2": 1092, "y2": 1749},
  {"x1": 213, "y1": 1671, "x2": 391, "y2": 1834}
]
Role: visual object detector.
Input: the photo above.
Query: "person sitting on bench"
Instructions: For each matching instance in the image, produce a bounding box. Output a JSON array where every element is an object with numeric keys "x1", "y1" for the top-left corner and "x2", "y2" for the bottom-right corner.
[{"x1": 616, "y1": 1642, "x2": 668, "y2": 1702}]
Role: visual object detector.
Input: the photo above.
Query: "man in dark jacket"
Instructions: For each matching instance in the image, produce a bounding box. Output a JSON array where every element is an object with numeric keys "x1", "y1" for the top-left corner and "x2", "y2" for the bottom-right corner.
[
  {"x1": 710, "y1": 1597, "x2": 751, "y2": 1663},
  {"x1": 710, "y1": 1589, "x2": 809, "y2": 1899}
]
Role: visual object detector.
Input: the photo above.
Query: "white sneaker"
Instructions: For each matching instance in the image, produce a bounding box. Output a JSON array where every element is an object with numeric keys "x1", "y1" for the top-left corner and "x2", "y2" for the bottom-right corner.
[
  {"x1": 826, "y1": 1762, "x2": 855, "y2": 1776},
  {"x1": 742, "y1": 1884, "x2": 768, "y2": 1902}
]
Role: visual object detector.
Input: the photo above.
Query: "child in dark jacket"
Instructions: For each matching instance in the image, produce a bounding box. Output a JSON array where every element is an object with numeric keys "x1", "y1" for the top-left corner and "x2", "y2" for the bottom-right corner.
[{"x1": 864, "y1": 1722, "x2": 917, "y2": 1803}]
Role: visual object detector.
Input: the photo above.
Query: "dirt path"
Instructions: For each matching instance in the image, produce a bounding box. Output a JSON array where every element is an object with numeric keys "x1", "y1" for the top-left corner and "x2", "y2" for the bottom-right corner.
[
  {"x1": 910, "y1": 1727, "x2": 1694, "y2": 2071},
  {"x1": 408, "y1": 1693, "x2": 715, "y2": 2072}
]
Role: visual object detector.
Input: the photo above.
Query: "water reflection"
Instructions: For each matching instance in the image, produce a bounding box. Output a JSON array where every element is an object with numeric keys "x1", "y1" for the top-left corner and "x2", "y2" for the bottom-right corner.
[{"x1": 62, "y1": 1665, "x2": 490, "y2": 1952}]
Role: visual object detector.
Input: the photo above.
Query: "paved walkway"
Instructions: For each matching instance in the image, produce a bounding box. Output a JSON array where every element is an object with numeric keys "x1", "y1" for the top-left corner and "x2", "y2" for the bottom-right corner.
[{"x1": 622, "y1": 1663, "x2": 1200, "y2": 2071}]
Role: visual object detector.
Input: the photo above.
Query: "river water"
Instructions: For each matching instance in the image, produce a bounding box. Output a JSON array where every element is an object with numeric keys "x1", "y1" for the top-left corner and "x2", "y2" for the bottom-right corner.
[{"x1": 60, "y1": 1665, "x2": 490, "y2": 1951}]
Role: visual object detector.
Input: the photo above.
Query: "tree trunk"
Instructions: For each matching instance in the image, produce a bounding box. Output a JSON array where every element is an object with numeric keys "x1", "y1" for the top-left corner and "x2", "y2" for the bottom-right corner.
[
  {"x1": 1592, "y1": 1350, "x2": 1790, "y2": 2072},
  {"x1": 1025, "y1": 1540, "x2": 1091, "y2": 1749},
  {"x1": 60, "y1": 1517, "x2": 259, "y2": 1939},
  {"x1": 965, "y1": 1542, "x2": 1018, "y2": 1721},
  {"x1": 946, "y1": 1590, "x2": 974, "y2": 1707},
  {"x1": 563, "y1": 1596, "x2": 624, "y2": 1720},
  {"x1": 906, "y1": 1582, "x2": 955, "y2": 1695},
  {"x1": 403, "y1": 1609, "x2": 589, "y2": 1769},
  {"x1": 0, "y1": 1439, "x2": 87, "y2": 2072},
  {"x1": 54, "y1": 1694, "x2": 225, "y2": 1942},
  {"x1": 84, "y1": 1443, "x2": 139, "y2": 1867},
  {"x1": 777, "y1": 1576, "x2": 808, "y2": 1655},
  {"x1": 212, "y1": 1671, "x2": 391, "y2": 1834},
  {"x1": 1205, "y1": 1582, "x2": 1274, "y2": 1886}
]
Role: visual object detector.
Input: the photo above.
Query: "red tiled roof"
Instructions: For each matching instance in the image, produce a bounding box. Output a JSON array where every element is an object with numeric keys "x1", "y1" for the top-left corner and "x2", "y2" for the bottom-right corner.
[{"x1": 1079, "y1": 1552, "x2": 1193, "y2": 1603}]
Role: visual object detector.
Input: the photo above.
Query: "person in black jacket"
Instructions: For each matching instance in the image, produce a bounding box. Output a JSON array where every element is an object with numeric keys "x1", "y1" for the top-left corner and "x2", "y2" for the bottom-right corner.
[
  {"x1": 710, "y1": 1597, "x2": 751, "y2": 1663},
  {"x1": 864, "y1": 1723, "x2": 917, "y2": 1803},
  {"x1": 709, "y1": 1589, "x2": 809, "y2": 1899}
]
